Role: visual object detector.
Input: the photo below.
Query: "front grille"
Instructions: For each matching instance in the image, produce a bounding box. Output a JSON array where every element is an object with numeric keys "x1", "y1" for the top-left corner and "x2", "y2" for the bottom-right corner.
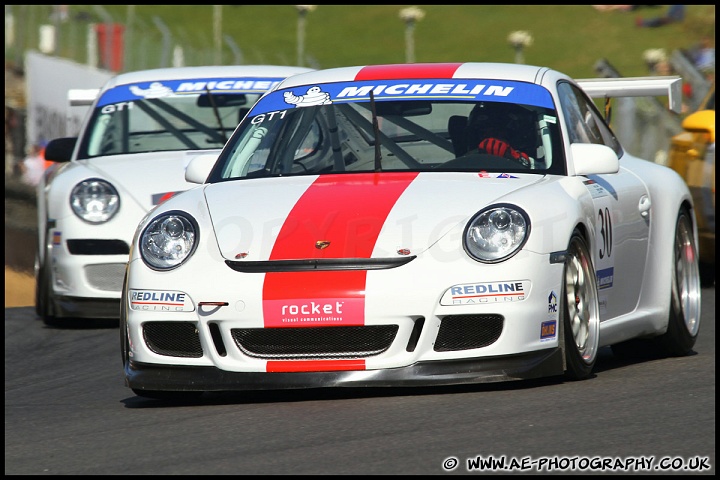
[
  {"x1": 67, "y1": 239, "x2": 130, "y2": 255},
  {"x1": 434, "y1": 314, "x2": 504, "y2": 351},
  {"x1": 225, "y1": 256, "x2": 415, "y2": 273},
  {"x1": 84, "y1": 263, "x2": 126, "y2": 291},
  {"x1": 143, "y1": 322, "x2": 203, "y2": 358},
  {"x1": 231, "y1": 325, "x2": 399, "y2": 360}
]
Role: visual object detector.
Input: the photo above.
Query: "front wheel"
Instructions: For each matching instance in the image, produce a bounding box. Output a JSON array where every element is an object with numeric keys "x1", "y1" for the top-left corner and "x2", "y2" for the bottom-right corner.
[
  {"x1": 35, "y1": 239, "x2": 56, "y2": 325},
  {"x1": 561, "y1": 232, "x2": 600, "y2": 380}
]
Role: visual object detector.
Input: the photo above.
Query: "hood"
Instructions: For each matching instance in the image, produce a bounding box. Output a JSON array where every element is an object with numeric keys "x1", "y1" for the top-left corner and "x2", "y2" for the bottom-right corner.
[
  {"x1": 204, "y1": 172, "x2": 541, "y2": 262},
  {"x1": 81, "y1": 150, "x2": 219, "y2": 210}
]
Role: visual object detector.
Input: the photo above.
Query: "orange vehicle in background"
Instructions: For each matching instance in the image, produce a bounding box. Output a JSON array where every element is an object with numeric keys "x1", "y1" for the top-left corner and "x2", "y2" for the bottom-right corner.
[
  {"x1": 20, "y1": 141, "x2": 52, "y2": 187},
  {"x1": 667, "y1": 82, "x2": 715, "y2": 285}
]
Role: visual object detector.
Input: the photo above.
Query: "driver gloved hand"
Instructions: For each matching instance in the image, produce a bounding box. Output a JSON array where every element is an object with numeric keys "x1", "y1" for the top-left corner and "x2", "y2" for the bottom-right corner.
[{"x1": 478, "y1": 137, "x2": 532, "y2": 167}]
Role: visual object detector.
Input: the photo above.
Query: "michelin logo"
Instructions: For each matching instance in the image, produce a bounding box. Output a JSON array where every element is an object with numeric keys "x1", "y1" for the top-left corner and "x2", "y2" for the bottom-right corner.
[
  {"x1": 129, "y1": 82, "x2": 174, "y2": 98},
  {"x1": 281, "y1": 82, "x2": 515, "y2": 109},
  {"x1": 177, "y1": 79, "x2": 281, "y2": 92},
  {"x1": 284, "y1": 86, "x2": 333, "y2": 107},
  {"x1": 129, "y1": 79, "x2": 283, "y2": 99}
]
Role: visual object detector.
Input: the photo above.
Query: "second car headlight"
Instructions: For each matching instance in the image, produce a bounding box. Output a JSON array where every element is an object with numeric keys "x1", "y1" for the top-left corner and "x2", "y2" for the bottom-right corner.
[
  {"x1": 70, "y1": 178, "x2": 120, "y2": 223},
  {"x1": 140, "y1": 211, "x2": 199, "y2": 270},
  {"x1": 464, "y1": 204, "x2": 530, "y2": 263}
]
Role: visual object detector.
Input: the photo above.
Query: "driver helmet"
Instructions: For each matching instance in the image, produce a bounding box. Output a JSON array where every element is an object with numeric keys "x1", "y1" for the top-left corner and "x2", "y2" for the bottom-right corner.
[{"x1": 465, "y1": 101, "x2": 536, "y2": 155}]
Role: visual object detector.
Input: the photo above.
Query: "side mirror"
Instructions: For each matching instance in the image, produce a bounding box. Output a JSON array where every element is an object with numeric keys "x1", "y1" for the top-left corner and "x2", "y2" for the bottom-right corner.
[
  {"x1": 44, "y1": 137, "x2": 77, "y2": 162},
  {"x1": 185, "y1": 153, "x2": 219, "y2": 184},
  {"x1": 569, "y1": 143, "x2": 620, "y2": 176}
]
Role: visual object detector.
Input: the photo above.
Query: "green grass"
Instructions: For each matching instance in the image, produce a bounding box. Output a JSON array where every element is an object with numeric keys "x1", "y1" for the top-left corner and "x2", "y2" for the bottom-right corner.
[{"x1": 7, "y1": 5, "x2": 716, "y2": 79}]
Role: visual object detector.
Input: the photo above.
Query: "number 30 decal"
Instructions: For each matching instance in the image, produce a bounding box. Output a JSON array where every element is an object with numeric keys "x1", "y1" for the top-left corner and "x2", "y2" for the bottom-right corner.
[{"x1": 597, "y1": 207, "x2": 613, "y2": 259}]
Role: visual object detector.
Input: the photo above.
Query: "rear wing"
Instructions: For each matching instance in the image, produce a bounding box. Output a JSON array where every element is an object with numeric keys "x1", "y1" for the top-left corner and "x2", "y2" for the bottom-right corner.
[
  {"x1": 68, "y1": 88, "x2": 100, "y2": 107},
  {"x1": 576, "y1": 76, "x2": 682, "y2": 114}
]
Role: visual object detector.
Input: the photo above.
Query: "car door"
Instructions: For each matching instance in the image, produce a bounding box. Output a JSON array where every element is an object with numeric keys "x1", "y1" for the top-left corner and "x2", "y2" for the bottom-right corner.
[{"x1": 558, "y1": 81, "x2": 651, "y2": 321}]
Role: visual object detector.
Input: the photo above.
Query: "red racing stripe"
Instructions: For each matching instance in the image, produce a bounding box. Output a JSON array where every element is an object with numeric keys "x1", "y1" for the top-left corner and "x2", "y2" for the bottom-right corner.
[
  {"x1": 355, "y1": 63, "x2": 463, "y2": 80},
  {"x1": 267, "y1": 359, "x2": 366, "y2": 373},
  {"x1": 263, "y1": 172, "x2": 418, "y2": 328}
]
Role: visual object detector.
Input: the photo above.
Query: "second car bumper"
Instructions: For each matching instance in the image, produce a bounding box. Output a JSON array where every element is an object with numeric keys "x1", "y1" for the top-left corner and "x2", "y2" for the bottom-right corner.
[{"x1": 52, "y1": 294, "x2": 121, "y2": 320}]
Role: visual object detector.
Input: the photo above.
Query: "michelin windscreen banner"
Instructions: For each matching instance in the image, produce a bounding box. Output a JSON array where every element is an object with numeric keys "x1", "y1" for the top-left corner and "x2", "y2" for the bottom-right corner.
[{"x1": 25, "y1": 51, "x2": 113, "y2": 148}]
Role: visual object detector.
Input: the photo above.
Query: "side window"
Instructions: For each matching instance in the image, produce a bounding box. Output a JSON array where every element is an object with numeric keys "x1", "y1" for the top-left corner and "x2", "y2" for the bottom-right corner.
[
  {"x1": 294, "y1": 121, "x2": 321, "y2": 160},
  {"x1": 557, "y1": 82, "x2": 622, "y2": 155},
  {"x1": 87, "y1": 111, "x2": 123, "y2": 156}
]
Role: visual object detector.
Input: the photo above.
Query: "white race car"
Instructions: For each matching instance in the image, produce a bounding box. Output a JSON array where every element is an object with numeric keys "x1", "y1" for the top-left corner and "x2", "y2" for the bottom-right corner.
[
  {"x1": 121, "y1": 62, "x2": 702, "y2": 399},
  {"x1": 37, "y1": 65, "x2": 313, "y2": 325}
]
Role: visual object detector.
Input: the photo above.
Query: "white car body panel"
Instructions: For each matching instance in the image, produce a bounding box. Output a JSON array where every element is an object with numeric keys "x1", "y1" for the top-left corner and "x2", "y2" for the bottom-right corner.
[
  {"x1": 119, "y1": 62, "x2": 699, "y2": 394},
  {"x1": 205, "y1": 174, "x2": 542, "y2": 260}
]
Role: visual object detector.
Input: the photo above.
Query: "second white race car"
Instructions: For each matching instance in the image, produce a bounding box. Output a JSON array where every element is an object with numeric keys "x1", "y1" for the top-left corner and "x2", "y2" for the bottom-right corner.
[{"x1": 37, "y1": 65, "x2": 313, "y2": 325}]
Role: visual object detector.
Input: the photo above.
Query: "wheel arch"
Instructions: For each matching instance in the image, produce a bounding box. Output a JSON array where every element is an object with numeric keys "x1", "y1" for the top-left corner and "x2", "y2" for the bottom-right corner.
[
  {"x1": 639, "y1": 195, "x2": 697, "y2": 334},
  {"x1": 558, "y1": 228, "x2": 600, "y2": 380}
]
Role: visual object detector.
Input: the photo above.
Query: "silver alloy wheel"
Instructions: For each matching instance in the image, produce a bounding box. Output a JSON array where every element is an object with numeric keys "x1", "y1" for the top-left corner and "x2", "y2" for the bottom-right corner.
[
  {"x1": 673, "y1": 213, "x2": 701, "y2": 337},
  {"x1": 565, "y1": 236, "x2": 600, "y2": 364}
]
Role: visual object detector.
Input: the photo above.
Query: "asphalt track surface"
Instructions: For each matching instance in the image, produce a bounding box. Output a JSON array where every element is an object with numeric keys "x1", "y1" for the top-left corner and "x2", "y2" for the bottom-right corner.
[
  {"x1": 4, "y1": 288, "x2": 716, "y2": 474},
  {"x1": 4, "y1": 178, "x2": 716, "y2": 475}
]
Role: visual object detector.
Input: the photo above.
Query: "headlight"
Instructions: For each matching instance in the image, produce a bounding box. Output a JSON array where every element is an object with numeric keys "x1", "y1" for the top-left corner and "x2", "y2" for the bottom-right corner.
[
  {"x1": 464, "y1": 204, "x2": 530, "y2": 263},
  {"x1": 70, "y1": 178, "x2": 120, "y2": 223},
  {"x1": 140, "y1": 211, "x2": 199, "y2": 270}
]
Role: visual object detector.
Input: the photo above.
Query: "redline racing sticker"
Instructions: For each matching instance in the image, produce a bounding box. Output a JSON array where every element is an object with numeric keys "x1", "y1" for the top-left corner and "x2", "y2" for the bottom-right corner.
[
  {"x1": 129, "y1": 289, "x2": 194, "y2": 312},
  {"x1": 440, "y1": 280, "x2": 530, "y2": 305}
]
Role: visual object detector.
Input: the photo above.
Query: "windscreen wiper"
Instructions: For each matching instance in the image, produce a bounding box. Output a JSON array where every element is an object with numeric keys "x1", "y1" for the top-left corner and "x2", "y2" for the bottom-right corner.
[
  {"x1": 136, "y1": 101, "x2": 200, "y2": 149},
  {"x1": 206, "y1": 86, "x2": 228, "y2": 143},
  {"x1": 340, "y1": 104, "x2": 421, "y2": 168},
  {"x1": 370, "y1": 90, "x2": 382, "y2": 172},
  {"x1": 146, "y1": 98, "x2": 226, "y2": 144}
]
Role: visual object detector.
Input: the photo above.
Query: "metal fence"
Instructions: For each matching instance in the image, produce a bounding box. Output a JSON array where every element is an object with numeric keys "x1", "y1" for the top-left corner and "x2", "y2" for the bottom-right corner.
[
  {"x1": 4, "y1": 5, "x2": 256, "y2": 74},
  {"x1": 5, "y1": 5, "x2": 245, "y2": 177}
]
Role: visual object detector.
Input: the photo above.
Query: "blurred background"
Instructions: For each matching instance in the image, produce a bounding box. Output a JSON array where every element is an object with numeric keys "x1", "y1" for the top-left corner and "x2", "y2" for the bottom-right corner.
[
  {"x1": 5, "y1": 5, "x2": 715, "y2": 171},
  {"x1": 4, "y1": 5, "x2": 716, "y2": 76}
]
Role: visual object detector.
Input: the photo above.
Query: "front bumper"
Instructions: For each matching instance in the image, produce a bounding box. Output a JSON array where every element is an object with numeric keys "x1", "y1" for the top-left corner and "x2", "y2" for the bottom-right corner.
[{"x1": 125, "y1": 347, "x2": 564, "y2": 392}]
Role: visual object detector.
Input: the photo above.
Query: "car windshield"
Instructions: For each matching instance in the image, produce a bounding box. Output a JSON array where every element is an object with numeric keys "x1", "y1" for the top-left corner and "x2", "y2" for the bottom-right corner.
[
  {"x1": 75, "y1": 77, "x2": 281, "y2": 159},
  {"x1": 209, "y1": 78, "x2": 565, "y2": 180}
]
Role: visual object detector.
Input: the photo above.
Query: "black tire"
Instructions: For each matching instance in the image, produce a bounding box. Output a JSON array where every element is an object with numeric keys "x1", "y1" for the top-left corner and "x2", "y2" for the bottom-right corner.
[
  {"x1": 561, "y1": 232, "x2": 600, "y2": 380},
  {"x1": 698, "y1": 261, "x2": 715, "y2": 288},
  {"x1": 652, "y1": 208, "x2": 701, "y2": 356},
  {"x1": 34, "y1": 252, "x2": 43, "y2": 318},
  {"x1": 120, "y1": 271, "x2": 130, "y2": 367},
  {"x1": 35, "y1": 238, "x2": 56, "y2": 326}
]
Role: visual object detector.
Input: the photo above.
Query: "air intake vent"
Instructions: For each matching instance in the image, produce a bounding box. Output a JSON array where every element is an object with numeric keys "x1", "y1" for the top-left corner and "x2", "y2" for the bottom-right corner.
[
  {"x1": 143, "y1": 322, "x2": 203, "y2": 358},
  {"x1": 231, "y1": 325, "x2": 399, "y2": 360},
  {"x1": 434, "y1": 314, "x2": 503, "y2": 351}
]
